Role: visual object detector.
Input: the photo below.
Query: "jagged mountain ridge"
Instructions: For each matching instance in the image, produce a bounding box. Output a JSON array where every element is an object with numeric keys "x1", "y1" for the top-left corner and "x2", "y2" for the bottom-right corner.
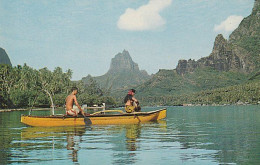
[
  {"x1": 176, "y1": 34, "x2": 249, "y2": 75},
  {"x1": 176, "y1": 0, "x2": 259, "y2": 75},
  {"x1": 118, "y1": 0, "x2": 259, "y2": 100},
  {"x1": 82, "y1": 50, "x2": 150, "y2": 91},
  {"x1": 0, "y1": 47, "x2": 12, "y2": 66}
]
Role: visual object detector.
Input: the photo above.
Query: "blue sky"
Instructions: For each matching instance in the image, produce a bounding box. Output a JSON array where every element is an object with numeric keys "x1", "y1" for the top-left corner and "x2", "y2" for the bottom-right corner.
[{"x1": 0, "y1": 0, "x2": 255, "y2": 80}]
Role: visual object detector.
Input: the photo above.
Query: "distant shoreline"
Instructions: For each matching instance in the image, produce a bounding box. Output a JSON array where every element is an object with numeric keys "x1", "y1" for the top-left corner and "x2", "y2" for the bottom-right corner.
[
  {"x1": 0, "y1": 108, "x2": 51, "y2": 112},
  {"x1": 1, "y1": 104, "x2": 259, "y2": 113}
]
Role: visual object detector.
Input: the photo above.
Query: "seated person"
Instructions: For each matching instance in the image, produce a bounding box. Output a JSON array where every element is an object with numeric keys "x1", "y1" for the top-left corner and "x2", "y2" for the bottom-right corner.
[
  {"x1": 124, "y1": 89, "x2": 141, "y2": 113},
  {"x1": 65, "y1": 87, "x2": 85, "y2": 117}
]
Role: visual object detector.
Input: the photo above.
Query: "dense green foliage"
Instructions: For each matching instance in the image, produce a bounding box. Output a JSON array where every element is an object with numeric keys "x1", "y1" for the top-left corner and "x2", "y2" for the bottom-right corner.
[
  {"x1": 1, "y1": 65, "x2": 258, "y2": 108},
  {"x1": 132, "y1": 68, "x2": 249, "y2": 97},
  {"x1": 137, "y1": 80, "x2": 260, "y2": 106},
  {"x1": 76, "y1": 78, "x2": 116, "y2": 107},
  {"x1": 111, "y1": 68, "x2": 259, "y2": 106},
  {"x1": 0, "y1": 64, "x2": 72, "y2": 108},
  {"x1": 0, "y1": 64, "x2": 115, "y2": 109}
]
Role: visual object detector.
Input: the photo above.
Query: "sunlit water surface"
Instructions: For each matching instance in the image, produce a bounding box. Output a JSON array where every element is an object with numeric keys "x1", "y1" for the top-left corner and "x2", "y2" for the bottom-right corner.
[{"x1": 0, "y1": 105, "x2": 260, "y2": 164}]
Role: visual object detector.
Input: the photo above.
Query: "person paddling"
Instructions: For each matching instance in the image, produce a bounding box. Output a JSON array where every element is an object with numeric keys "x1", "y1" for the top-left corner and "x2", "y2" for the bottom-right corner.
[
  {"x1": 65, "y1": 87, "x2": 85, "y2": 117},
  {"x1": 124, "y1": 89, "x2": 141, "y2": 113}
]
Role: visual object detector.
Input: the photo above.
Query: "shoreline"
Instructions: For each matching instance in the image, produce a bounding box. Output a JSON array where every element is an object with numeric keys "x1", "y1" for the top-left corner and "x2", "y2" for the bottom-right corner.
[
  {"x1": 0, "y1": 108, "x2": 51, "y2": 112},
  {"x1": 1, "y1": 104, "x2": 259, "y2": 112}
]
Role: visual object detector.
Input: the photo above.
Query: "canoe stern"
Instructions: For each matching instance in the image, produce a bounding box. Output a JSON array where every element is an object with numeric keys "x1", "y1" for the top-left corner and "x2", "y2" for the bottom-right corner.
[{"x1": 156, "y1": 109, "x2": 167, "y2": 120}]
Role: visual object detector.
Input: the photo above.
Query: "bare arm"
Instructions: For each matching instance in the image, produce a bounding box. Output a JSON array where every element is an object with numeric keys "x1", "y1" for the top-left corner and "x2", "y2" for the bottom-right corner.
[
  {"x1": 132, "y1": 97, "x2": 138, "y2": 103},
  {"x1": 73, "y1": 96, "x2": 85, "y2": 116}
]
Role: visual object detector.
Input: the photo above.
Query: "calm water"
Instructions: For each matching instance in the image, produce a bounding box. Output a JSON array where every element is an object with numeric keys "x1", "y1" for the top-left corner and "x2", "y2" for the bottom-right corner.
[{"x1": 0, "y1": 105, "x2": 260, "y2": 165}]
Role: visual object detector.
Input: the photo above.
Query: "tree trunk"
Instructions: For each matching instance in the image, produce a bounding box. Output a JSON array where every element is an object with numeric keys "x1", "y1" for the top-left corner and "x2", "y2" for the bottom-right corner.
[{"x1": 44, "y1": 89, "x2": 55, "y2": 115}]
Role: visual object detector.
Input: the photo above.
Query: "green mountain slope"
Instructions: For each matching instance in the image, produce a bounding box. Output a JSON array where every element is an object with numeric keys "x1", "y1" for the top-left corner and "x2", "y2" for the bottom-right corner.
[
  {"x1": 82, "y1": 50, "x2": 150, "y2": 91},
  {"x1": 229, "y1": 0, "x2": 260, "y2": 69},
  {"x1": 111, "y1": 1, "x2": 260, "y2": 105},
  {"x1": 135, "y1": 68, "x2": 249, "y2": 97},
  {"x1": 137, "y1": 80, "x2": 260, "y2": 106}
]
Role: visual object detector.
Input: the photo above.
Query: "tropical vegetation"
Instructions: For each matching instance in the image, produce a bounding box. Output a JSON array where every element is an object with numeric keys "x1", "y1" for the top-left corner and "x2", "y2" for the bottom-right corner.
[
  {"x1": 1, "y1": 63, "x2": 259, "y2": 109},
  {"x1": 0, "y1": 64, "x2": 115, "y2": 109},
  {"x1": 137, "y1": 80, "x2": 260, "y2": 106}
]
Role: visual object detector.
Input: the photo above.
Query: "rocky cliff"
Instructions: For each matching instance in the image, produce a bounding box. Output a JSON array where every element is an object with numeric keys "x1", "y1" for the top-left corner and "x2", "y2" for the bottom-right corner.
[
  {"x1": 108, "y1": 50, "x2": 142, "y2": 74},
  {"x1": 176, "y1": 34, "x2": 249, "y2": 74},
  {"x1": 176, "y1": 0, "x2": 259, "y2": 75},
  {"x1": 0, "y1": 48, "x2": 12, "y2": 66},
  {"x1": 127, "y1": 1, "x2": 259, "y2": 100},
  {"x1": 82, "y1": 50, "x2": 150, "y2": 90},
  {"x1": 229, "y1": 0, "x2": 260, "y2": 69}
]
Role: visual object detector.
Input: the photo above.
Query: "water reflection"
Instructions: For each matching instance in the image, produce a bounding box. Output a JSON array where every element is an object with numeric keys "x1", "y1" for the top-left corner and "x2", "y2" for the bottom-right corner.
[
  {"x1": 110, "y1": 121, "x2": 168, "y2": 165},
  {"x1": 66, "y1": 127, "x2": 85, "y2": 162},
  {"x1": 125, "y1": 124, "x2": 141, "y2": 151},
  {"x1": 123, "y1": 124, "x2": 141, "y2": 164},
  {"x1": 19, "y1": 120, "x2": 169, "y2": 164},
  {"x1": 0, "y1": 111, "x2": 21, "y2": 165},
  {"x1": 1, "y1": 106, "x2": 259, "y2": 164},
  {"x1": 0, "y1": 122, "x2": 12, "y2": 164},
  {"x1": 166, "y1": 106, "x2": 260, "y2": 164},
  {"x1": 21, "y1": 126, "x2": 86, "y2": 163}
]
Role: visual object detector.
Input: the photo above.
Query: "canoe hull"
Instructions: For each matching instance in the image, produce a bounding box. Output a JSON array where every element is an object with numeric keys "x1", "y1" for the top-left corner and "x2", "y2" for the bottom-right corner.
[{"x1": 21, "y1": 109, "x2": 167, "y2": 127}]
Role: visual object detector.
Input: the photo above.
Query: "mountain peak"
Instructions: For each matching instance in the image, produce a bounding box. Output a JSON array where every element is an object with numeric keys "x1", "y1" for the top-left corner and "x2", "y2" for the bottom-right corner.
[
  {"x1": 0, "y1": 47, "x2": 12, "y2": 66},
  {"x1": 122, "y1": 49, "x2": 129, "y2": 54},
  {"x1": 212, "y1": 34, "x2": 228, "y2": 52},
  {"x1": 108, "y1": 50, "x2": 139, "y2": 74},
  {"x1": 82, "y1": 50, "x2": 151, "y2": 91}
]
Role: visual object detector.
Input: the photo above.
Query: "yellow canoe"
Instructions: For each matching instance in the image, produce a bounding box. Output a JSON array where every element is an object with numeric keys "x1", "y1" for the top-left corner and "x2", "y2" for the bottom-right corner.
[{"x1": 21, "y1": 109, "x2": 167, "y2": 127}]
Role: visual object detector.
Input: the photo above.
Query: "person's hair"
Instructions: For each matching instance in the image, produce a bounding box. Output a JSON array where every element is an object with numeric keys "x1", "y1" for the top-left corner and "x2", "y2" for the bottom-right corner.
[
  {"x1": 130, "y1": 89, "x2": 136, "y2": 93},
  {"x1": 124, "y1": 94, "x2": 133, "y2": 103},
  {"x1": 71, "y1": 87, "x2": 78, "y2": 92}
]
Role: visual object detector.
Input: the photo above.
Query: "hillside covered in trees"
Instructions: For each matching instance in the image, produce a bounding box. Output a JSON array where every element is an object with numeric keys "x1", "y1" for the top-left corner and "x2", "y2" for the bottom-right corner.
[
  {"x1": 111, "y1": 0, "x2": 260, "y2": 106},
  {"x1": 138, "y1": 78, "x2": 260, "y2": 106}
]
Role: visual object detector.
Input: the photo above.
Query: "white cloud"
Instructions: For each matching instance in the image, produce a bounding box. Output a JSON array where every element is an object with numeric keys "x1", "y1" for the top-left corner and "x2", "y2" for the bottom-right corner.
[
  {"x1": 214, "y1": 15, "x2": 244, "y2": 32},
  {"x1": 117, "y1": 0, "x2": 172, "y2": 31}
]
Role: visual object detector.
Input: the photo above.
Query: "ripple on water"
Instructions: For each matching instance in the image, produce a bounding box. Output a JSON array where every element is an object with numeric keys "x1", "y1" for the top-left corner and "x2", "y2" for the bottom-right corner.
[{"x1": 1, "y1": 106, "x2": 260, "y2": 164}]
